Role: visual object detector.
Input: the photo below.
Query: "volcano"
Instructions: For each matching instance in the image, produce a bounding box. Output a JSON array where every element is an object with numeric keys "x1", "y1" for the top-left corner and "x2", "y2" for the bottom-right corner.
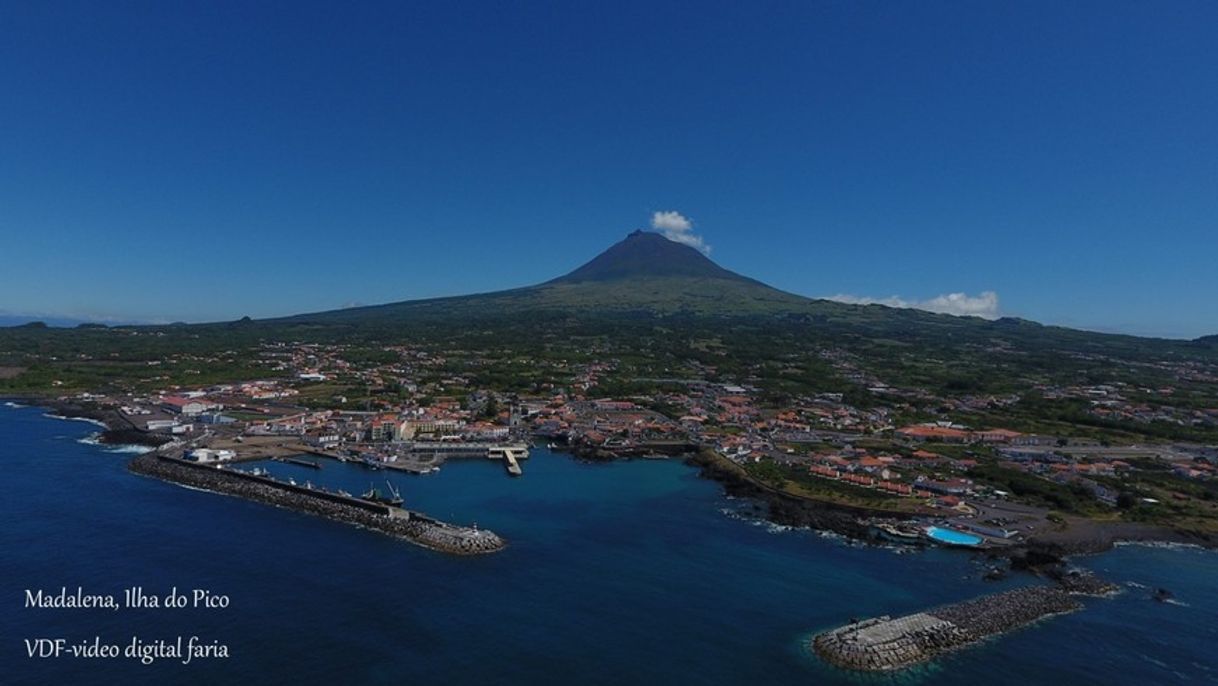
[
  {"x1": 548, "y1": 230, "x2": 761, "y2": 285},
  {"x1": 283, "y1": 231, "x2": 814, "y2": 323}
]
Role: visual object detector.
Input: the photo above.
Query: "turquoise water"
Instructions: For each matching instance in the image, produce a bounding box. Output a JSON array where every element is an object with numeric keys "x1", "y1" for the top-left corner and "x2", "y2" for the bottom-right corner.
[
  {"x1": 2, "y1": 403, "x2": 1217, "y2": 685},
  {"x1": 926, "y1": 526, "x2": 984, "y2": 547}
]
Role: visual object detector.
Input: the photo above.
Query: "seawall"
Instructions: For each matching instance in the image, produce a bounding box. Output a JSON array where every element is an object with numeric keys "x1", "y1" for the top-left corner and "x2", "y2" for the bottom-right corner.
[{"x1": 128, "y1": 452, "x2": 505, "y2": 555}]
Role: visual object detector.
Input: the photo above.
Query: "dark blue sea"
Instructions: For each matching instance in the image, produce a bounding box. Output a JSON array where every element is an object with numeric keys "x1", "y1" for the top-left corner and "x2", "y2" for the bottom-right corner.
[{"x1": 3, "y1": 404, "x2": 1216, "y2": 685}]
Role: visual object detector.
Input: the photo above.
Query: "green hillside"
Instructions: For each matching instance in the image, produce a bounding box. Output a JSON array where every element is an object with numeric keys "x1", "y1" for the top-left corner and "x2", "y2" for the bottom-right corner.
[{"x1": 2, "y1": 231, "x2": 1216, "y2": 434}]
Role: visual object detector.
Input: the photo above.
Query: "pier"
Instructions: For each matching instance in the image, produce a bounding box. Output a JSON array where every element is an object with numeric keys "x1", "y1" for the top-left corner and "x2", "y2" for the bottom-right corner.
[
  {"x1": 406, "y1": 441, "x2": 529, "y2": 459},
  {"x1": 488, "y1": 445, "x2": 527, "y2": 476},
  {"x1": 274, "y1": 456, "x2": 321, "y2": 469},
  {"x1": 812, "y1": 585, "x2": 1088, "y2": 671},
  {"x1": 128, "y1": 452, "x2": 505, "y2": 555}
]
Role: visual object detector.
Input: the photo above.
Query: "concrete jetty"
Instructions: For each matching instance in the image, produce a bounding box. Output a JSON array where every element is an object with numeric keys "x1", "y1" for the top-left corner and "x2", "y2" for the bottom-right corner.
[
  {"x1": 487, "y1": 445, "x2": 527, "y2": 476},
  {"x1": 812, "y1": 586, "x2": 1084, "y2": 671},
  {"x1": 128, "y1": 452, "x2": 505, "y2": 555}
]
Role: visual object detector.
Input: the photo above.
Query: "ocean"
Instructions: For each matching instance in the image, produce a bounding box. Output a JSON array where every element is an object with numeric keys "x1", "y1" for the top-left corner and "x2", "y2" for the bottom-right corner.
[{"x1": 2, "y1": 404, "x2": 1215, "y2": 685}]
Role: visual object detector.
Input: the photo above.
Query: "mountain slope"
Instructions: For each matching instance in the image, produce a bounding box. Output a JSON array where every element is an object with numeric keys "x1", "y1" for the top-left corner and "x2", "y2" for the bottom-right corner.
[
  {"x1": 4, "y1": 230, "x2": 1216, "y2": 401},
  {"x1": 265, "y1": 231, "x2": 1213, "y2": 366},
  {"x1": 284, "y1": 231, "x2": 813, "y2": 322},
  {"x1": 548, "y1": 230, "x2": 762, "y2": 285}
]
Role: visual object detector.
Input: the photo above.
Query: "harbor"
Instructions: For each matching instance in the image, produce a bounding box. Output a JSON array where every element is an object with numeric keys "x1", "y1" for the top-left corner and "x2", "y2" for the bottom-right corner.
[{"x1": 7, "y1": 406, "x2": 1218, "y2": 685}]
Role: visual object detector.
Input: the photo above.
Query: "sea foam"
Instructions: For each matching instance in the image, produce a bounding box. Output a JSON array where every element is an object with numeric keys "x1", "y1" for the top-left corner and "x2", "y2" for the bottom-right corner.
[
  {"x1": 43, "y1": 413, "x2": 108, "y2": 429},
  {"x1": 78, "y1": 432, "x2": 153, "y2": 454}
]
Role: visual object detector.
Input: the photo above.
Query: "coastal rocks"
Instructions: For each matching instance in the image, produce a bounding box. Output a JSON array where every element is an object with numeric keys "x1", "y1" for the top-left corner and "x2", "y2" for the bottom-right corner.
[
  {"x1": 982, "y1": 566, "x2": 1007, "y2": 581},
  {"x1": 99, "y1": 427, "x2": 171, "y2": 448},
  {"x1": 45, "y1": 400, "x2": 170, "y2": 448},
  {"x1": 1051, "y1": 568, "x2": 1121, "y2": 597},
  {"x1": 571, "y1": 440, "x2": 695, "y2": 461},
  {"x1": 1007, "y1": 541, "x2": 1067, "y2": 572},
  {"x1": 128, "y1": 453, "x2": 505, "y2": 555},
  {"x1": 765, "y1": 497, "x2": 874, "y2": 539},
  {"x1": 812, "y1": 586, "x2": 1084, "y2": 671},
  {"x1": 401, "y1": 515, "x2": 506, "y2": 554},
  {"x1": 686, "y1": 451, "x2": 879, "y2": 540}
]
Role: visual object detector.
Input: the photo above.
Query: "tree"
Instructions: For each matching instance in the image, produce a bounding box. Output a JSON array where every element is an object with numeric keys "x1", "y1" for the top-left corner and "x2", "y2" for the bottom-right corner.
[{"x1": 481, "y1": 397, "x2": 499, "y2": 420}]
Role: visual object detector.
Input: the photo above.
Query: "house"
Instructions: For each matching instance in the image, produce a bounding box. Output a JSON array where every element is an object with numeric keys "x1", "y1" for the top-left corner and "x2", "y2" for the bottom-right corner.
[
  {"x1": 186, "y1": 448, "x2": 234, "y2": 463},
  {"x1": 973, "y1": 429, "x2": 1022, "y2": 443},
  {"x1": 919, "y1": 478, "x2": 971, "y2": 495},
  {"x1": 162, "y1": 396, "x2": 211, "y2": 416},
  {"x1": 1012, "y1": 434, "x2": 1058, "y2": 447},
  {"x1": 306, "y1": 433, "x2": 341, "y2": 448},
  {"x1": 898, "y1": 425, "x2": 971, "y2": 442}
]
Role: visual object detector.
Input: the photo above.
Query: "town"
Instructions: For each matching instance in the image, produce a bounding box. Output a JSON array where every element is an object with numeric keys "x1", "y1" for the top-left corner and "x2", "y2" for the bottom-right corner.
[{"x1": 36, "y1": 334, "x2": 1218, "y2": 550}]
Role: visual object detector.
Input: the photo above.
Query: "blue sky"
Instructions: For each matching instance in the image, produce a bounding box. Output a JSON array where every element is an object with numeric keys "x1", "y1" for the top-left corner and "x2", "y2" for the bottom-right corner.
[{"x1": 1, "y1": 1, "x2": 1215, "y2": 337}]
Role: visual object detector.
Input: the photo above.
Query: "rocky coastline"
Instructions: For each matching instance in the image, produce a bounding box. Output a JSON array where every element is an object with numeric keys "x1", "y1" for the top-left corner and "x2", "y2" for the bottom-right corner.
[
  {"x1": 685, "y1": 449, "x2": 887, "y2": 540},
  {"x1": 34, "y1": 397, "x2": 171, "y2": 448},
  {"x1": 685, "y1": 449, "x2": 1216, "y2": 560}
]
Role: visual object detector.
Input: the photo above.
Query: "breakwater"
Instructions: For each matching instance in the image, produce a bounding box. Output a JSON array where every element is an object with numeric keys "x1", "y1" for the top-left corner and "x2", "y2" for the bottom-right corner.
[
  {"x1": 812, "y1": 586, "x2": 1084, "y2": 671},
  {"x1": 128, "y1": 452, "x2": 505, "y2": 555}
]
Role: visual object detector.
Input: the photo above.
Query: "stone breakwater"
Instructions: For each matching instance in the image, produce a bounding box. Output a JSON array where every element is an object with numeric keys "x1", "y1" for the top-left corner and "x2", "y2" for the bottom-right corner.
[
  {"x1": 812, "y1": 586, "x2": 1084, "y2": 671},
  {"x1": 128, "y1": 453, "x2": 505, "y2": 555}
]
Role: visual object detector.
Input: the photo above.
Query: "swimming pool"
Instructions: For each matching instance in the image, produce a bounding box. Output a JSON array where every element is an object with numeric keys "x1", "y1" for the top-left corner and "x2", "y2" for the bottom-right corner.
[{"x1": 925, "y1": 526, "x2": 984, "y2": 546}]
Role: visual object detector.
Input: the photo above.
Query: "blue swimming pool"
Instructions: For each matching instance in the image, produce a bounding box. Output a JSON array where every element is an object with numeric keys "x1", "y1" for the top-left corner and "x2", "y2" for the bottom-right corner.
[{"x1": 925, "y1": 526, "x2": 984, "y2": 546}]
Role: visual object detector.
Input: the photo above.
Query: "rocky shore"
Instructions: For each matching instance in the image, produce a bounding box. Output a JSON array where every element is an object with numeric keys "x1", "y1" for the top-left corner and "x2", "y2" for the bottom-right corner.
[
  {"x1": 128, "y1": 452, "x2": 505, "y2": 555},
  {"x1": 686, "y1": 450, "x2": 911, "y2": 540},
  {"x1": 37, "y1": 398, "x2": 171, "y2": 448},
  {"x1": 570, "y1": 440, "x2": 697, "y2": 461},
  {"x1": 813, "y1": 585, "x2": 1093, "y2": 671},
  {"x1": 686, "y1": 449, "x2": 1216, "y2": 558}
]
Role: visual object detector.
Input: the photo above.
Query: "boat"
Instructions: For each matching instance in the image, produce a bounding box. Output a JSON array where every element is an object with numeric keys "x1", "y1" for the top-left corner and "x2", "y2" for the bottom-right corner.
[
  {"x1": 360, "y1": 480, "x2": 404, "y2": 507},
  {"x1": 285, "y1": 457, "x2": 321, "y2": 469}
]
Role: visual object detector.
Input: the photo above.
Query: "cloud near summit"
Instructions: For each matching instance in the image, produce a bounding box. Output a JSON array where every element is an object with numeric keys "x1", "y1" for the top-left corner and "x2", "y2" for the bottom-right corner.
[
  {"x1": 651, "y1": 211, "x2": 710, "y2": 255},
  {"x1": 825, "y1": 291, "x2": 1001, "y2": 319}
]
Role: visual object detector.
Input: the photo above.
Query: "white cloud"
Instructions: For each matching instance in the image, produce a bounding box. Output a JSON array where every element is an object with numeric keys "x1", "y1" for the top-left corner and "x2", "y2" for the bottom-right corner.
[
  {"x1": 824, "y1": 291, "x2": 1000, "y2": 319},
  {"x1": 650, "y1": 210, "x2": 710, "y2": 255}
]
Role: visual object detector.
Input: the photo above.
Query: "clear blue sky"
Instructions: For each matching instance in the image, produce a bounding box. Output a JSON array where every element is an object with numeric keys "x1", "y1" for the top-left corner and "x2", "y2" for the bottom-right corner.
[{"x1": 2, "y1": 1, "x2": 1215, "y2": 337}]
